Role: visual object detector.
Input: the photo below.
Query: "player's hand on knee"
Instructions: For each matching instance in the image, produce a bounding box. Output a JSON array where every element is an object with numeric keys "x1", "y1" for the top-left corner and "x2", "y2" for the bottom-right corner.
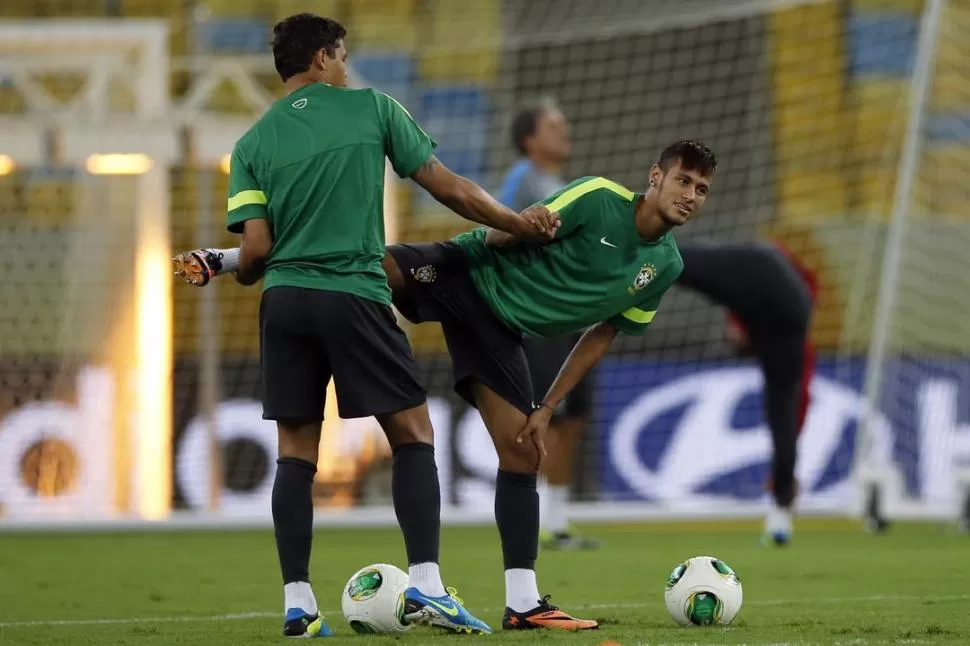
[
  {"x1": 516, "y1": 405, "x2": 553, "y2": 470},
  {"x1": 173, "y1": 248, "x2": 223, "y2": 287},
  {"x1": 517, "y1": 205, "x2": 560, "y2": 241}
]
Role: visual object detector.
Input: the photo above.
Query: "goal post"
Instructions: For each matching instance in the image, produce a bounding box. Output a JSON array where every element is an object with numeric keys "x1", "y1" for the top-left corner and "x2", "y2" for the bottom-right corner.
[{"x1": 855, "y1": 0, "x2": 970, "y2": 528}]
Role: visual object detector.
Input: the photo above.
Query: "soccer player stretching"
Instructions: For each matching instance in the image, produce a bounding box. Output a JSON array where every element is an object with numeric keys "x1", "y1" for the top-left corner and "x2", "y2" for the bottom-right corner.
[
  {"x1": 176, "y1": 140, "x2": 717, "y2": 631},
  {"x1": 677, "y1": 239, "x2": 815, "y2": 545},
  {"x1": 209, "y1": 13, "x2": 556, "y2": 637}
]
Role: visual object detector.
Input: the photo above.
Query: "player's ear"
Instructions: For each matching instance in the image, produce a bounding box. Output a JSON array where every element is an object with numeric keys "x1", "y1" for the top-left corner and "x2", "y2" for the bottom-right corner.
[
  {"x1": 648, "y1": 163, "x2": 663, "y2": 188},
  {"x1": 313, "y1": 48, "x2": 328, "y2": 72}
]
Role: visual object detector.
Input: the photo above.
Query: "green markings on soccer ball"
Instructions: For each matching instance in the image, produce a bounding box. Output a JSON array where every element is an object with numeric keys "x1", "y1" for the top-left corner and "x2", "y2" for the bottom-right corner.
[
  {"x1": 686, "y1": 591, "x2": 723, "y2": 626},
  {"x1": 711, "y1": 558, "x2": 741, "y2": 583},
  {"x1": 395, "y1": 592, "x2": 408, "y2": 626},
  {"x1": 349, "y1": 620, "x2": 378, "y2": 634},
  {"x1": 347, "y1": 569, "x2": 384, "y2": 601},
  {"x1": 666, "y1": 562, "x2": 688, "y2": 589}
]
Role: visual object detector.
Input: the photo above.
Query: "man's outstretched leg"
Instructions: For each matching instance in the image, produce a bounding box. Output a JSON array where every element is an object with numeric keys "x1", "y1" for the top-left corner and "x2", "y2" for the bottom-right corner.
[
  {"x1": 753, "y1": 331, "x2": 808, "y2": 546},
  {"x1": 471, "y1": 382, "x2": 598, "y2": 631}
]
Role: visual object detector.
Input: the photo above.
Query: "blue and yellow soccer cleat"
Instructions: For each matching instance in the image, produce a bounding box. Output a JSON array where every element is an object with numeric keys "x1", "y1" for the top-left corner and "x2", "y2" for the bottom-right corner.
[
  {"x1": 403, "y1": 586, "x2": 492, "y2": 634},
  {"x1": 283, "y1": 608, "x2": 333, "y2": 638}
]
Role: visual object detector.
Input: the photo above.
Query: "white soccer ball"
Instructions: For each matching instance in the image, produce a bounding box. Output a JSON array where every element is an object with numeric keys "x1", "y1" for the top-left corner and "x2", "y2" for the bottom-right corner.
[
  {"x1": 664, "y1": 556, "x2": 743, "y2": 626},
  {"x1": 341, "y1": 563, "x2": 412, "y2": 634}
]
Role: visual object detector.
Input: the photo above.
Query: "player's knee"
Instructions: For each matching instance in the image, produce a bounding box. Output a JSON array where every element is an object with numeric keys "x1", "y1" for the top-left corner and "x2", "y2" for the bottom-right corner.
[
  {"x1": 394, "y1": 421, "x2": 434, "y2": 446},
  {"x1": 277, "y1": 419, "x2": 322, "y2": 463},
  {"x1": 378, "y1": 405, "x2": 434, "y2": 447},
  {"x1": 495, "y1": 438, "x2": 541, "y2": 475}
]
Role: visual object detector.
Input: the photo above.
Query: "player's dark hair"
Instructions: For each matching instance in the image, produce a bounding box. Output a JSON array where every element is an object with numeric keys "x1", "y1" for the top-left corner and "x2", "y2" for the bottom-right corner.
[
  {"x1": 658, "y1": 140, "x2": 717, "y2": 176},
  {"x1": 510, "y1": 97, "x2": 558, "y2": 156},
  {"x1": 271, "y1": 13, "x2": 346, "y2": 82}
]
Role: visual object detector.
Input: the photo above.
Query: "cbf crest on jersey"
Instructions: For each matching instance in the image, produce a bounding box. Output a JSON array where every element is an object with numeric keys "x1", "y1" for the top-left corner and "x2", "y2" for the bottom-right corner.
[
  {"x1": 411, "y1": 264, "x2": 437, "y2": 283},
  {"x1": 628, "y1": 263, "x2": 656, "y2": 294}
]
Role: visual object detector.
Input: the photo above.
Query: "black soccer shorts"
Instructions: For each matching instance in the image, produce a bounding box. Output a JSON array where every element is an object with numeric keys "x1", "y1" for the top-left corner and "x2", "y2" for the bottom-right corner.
[
  {"x1": 259, "y1": 286, "x2": 426, "y2": 421},
  {"x1": 387, "y1": 242, "x2": 535, "y2": 415},
  {"x1": 522, "y1": 335, "x2": 592, "y2": 420}
]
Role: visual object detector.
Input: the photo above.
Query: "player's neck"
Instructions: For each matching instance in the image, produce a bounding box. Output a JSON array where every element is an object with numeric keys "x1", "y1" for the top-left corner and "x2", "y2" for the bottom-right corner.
[
  {"x1": 634, "y1": 195, "x2": 672, "y2": 243},
  {"x1": 283, "y1": 74, "x2": 327, "y2": 96}
]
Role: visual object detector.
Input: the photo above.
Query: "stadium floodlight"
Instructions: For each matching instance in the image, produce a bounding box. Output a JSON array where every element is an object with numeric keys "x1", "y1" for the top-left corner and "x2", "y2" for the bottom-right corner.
[
  {"x1": 133, "y1": 209, "x2": 173, "y2": 521},
  {"x1": 84, "y1": 153, "x2": 154, "y2": 176}
]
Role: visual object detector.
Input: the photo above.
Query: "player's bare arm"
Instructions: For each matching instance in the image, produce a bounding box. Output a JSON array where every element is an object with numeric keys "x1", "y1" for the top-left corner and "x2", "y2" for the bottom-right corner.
[
  {"x1": 236, "y1": 218, "x2": 273, "y2": 286},
  {"x1": 515, "y1": 321, "x2": 619, "y2": 454},
  {"x1": 410, "y1": 156, "x2": 559, "y2": 241},
  {"x1": 484, "y1": 204, "x2": 560, "y2": 248}
]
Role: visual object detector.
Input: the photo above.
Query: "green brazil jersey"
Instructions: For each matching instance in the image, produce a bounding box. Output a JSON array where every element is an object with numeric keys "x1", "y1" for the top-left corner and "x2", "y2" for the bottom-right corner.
[
  {"x1": 453, "y1": 176, "x2": 683, "y2": 337},
  {"x1": 226, "y1": 83, "x2": 436, "y2": 304}
]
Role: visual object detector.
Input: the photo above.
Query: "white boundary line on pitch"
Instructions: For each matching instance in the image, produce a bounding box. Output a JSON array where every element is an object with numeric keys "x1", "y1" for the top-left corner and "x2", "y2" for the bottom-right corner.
[{"x1": 1, "y1": 594, "x2": 968, "y2": 629}]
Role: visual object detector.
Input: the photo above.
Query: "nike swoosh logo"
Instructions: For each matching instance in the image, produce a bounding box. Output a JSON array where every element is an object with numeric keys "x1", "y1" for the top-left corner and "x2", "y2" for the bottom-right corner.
[
  {"x1": 600, "y1": 237, "x2": 618, "y2": 248},
  {"x1": 425, "y1": 598, "x2": 460, "y2": 617}
]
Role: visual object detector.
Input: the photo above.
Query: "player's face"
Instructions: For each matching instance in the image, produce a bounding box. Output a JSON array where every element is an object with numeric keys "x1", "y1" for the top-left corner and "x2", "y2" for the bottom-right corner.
[
  {"x1": 320, "y1": 39, "x2": 349, "y2": 87},
  {"x1": 652, "y1": 161, "x2": 712, "y2": 226},
  {"x1": 532, "y1": 108, "x2": 571, "y2": 163}
]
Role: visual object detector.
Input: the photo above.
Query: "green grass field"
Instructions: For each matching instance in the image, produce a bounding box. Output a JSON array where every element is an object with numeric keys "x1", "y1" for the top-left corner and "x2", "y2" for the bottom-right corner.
[{"x1": 0, "y1": 519, "x2": 968, "y2": 645}]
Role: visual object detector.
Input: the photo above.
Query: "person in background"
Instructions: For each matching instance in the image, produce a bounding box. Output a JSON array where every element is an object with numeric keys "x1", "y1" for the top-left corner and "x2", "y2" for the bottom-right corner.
[{"x1": 676, "y1": 238, "x2": 816, "y2": 546}]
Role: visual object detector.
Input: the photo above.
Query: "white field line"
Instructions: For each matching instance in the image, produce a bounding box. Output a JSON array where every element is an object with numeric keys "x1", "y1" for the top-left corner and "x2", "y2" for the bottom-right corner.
[{"x1": 0, "y1": 593, "x2": 968, "y2": 629}]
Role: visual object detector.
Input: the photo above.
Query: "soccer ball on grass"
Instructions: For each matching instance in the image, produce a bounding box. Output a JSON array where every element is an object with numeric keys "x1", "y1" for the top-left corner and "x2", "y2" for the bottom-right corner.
[
  {"x1": 341, "y1": 563, "x2": 411, "y2": 634},
  {"x1": 664, "y1": 556, "x2": 743, "y2": 626}
]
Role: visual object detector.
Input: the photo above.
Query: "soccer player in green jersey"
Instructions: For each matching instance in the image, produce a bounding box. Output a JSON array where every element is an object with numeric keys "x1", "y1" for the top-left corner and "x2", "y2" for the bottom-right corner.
[
  {"x1": 195, "y1": 13, "x2": 558, "y2": 638},
  {"x1": 176, "y1": 139, "x2": 716, "y2": 632}
]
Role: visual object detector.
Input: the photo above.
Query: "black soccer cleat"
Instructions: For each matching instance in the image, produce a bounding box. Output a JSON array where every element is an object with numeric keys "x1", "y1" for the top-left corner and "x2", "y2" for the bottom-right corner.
[
  {"x1": 172, "y1": 248, "x2": 224, "y2": 287},
  {"x1": 502, "y1": 595, "x2": 599, "y2": 631}
]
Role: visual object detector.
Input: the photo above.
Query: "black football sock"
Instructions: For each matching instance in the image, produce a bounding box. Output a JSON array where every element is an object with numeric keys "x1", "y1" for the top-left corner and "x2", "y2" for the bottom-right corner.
[
  {"x1": 391, "y1": 442, "x2": 441, "y2": 565},
  {"x1": 272, "y1": 457, "x2": 317, "y2": 584},
  {"x1": 495, "y1": 469, "x2": 539, "y2": 570}
]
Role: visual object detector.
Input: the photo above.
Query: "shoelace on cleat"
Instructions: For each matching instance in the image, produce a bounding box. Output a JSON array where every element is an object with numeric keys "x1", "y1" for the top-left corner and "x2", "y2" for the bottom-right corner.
[
  {"x1": 445, "y1": 586, "x2": 464, "y2": 606},
  {"x1": 537, "y1": 594, "x2": 559, "y2": 611}
]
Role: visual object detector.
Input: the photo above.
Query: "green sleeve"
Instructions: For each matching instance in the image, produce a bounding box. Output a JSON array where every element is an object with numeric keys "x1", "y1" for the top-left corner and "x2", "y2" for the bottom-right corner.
[
  {"x1": 226, "y1": 145, "x2": 268, "y2": 234},
  {"x1": 539, "y1": 176, "x2": 636, "y2": 239},
  {"x1": 377, "y1": 91, "x2": 438, "y2": 178},
  {"x1": 606, "y1": 290, "x2": 667, "y2": 336}
]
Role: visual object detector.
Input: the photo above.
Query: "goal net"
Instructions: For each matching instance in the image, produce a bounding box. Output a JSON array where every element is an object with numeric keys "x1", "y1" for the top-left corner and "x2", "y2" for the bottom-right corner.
[{"x1": 0, "y1": 0, "x2": 966, "y2": 527}]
